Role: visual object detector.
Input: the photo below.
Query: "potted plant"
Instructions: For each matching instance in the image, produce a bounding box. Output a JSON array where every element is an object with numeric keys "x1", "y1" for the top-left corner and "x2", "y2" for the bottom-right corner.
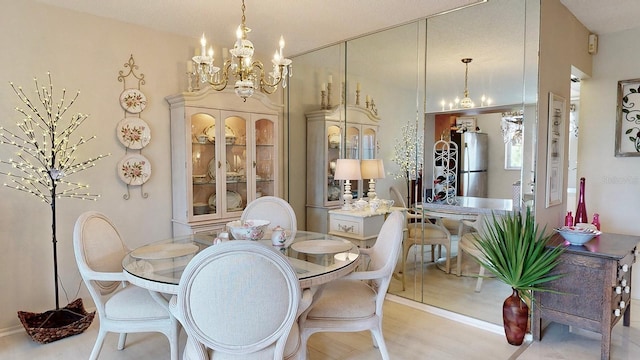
[{"x1": 470, "y1": 208, "x2": 565, "y2": 346}]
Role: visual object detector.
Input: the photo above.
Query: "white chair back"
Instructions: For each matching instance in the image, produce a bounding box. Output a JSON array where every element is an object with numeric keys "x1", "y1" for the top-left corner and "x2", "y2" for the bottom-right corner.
[
  {"x1": 389, "y1": 186, "x2": 407, "y2": 208},
  {"x1": 74, "y1": 211, "x2": 129, "y2": 298},
  {"x1": 73, "y1": 211, "x2": 179, "y2": 360},
  {"x1": 242, "y1": 196, "x2": 297, "y2": 241},
  {"x1": 367, "y1": 211, "x2": 405, "y2": 294},
  {"x1": 175, "y1": 241, "x2": 301, "y2": 359}
]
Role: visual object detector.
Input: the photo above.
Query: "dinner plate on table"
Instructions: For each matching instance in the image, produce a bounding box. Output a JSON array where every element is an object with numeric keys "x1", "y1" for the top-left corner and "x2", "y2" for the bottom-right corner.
[
  {"x1": 291, "y1": 240, "x2": 352, "y2": 255},
  {"x1": 130, "y1": 243, "x2": 199, "y2": 260}
]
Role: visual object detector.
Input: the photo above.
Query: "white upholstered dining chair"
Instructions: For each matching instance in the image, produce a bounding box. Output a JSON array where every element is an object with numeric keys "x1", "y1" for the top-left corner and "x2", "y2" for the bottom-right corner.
[
  {"x1": 298, "y1": 210, "x2": 405, "y2": 360},
  {"x1": 169, "y1": 240, "x2": 304, "y2": 360},
  {"x1": 242, "y1": 196, "x2": 297, "y2": 241},
  {"x1": 456, "y1": 213, "x2": 489, "y2": 292},
  {"x1": 72, "y1": 211, "x2": 180, "y2": 360}
]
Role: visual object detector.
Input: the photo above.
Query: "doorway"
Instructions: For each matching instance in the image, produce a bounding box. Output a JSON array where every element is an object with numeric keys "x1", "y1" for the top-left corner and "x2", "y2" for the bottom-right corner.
[{"x1": 566, "y1": 72, "x2": 581, "y2": 212}]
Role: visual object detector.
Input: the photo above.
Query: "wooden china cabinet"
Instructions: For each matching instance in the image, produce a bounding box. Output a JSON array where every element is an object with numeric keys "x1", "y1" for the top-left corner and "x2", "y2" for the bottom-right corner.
[
  {"x1": 166, "y1": 88, "x2": 282, "y2": 235},
  {"x1": 305, "y1": 105, "x2": 380, "y2": 233}
]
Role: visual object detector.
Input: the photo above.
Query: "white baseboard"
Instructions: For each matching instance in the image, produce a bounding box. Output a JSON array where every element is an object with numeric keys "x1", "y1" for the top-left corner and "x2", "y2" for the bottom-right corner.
[{"x1": 386, "y1": 293, "x2": 504, "y2": 335}]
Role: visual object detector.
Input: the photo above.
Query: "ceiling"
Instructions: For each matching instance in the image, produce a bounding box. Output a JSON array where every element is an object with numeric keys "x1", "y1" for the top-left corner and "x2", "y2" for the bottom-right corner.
[{"x1": 35, "y1": 0, "x2": 640, "y2": 58}]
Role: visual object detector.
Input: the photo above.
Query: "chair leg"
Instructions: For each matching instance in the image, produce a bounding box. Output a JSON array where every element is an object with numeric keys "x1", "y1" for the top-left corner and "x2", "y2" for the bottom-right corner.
[
  {"x1": 456, "y1": 245, "x2": 464, "y2": 276},
  {"x1": 117, "y1": 332, "x2": 127, "y2": 350},
  {"x1": 443, "y1": 244, "x2": 451, "y2": 273},
  {"x1": 370, "y1": 326, "x2": 390, "y2": 360},
  {"x1": 475, "y1": 265, "x2": 485, "y2": 292},
  {"x1": 402, "y1": 243, "x2": 414, "y2": 291},
  {"x1": 89, "y1": 329, "x2": 108, "y2": 360}
]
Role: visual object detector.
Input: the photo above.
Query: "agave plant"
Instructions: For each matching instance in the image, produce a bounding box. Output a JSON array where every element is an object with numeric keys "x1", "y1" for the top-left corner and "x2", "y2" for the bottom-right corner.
[{"x1": 471, "y1": 208, "x2": 565, "y2": 302}]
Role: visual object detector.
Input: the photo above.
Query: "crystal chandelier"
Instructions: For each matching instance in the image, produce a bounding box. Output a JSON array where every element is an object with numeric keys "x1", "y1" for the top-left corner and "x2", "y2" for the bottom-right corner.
[
  {"x1": 459, "y1": 58, "x2": 475, "y2": 108},
  {"x1": 501, "y1": 111, "x2": 524, "y2": 145},
  {"x1": 439, "y1": 58, "x2": 491, "y2": 111},
  {"x1": 190, "y1": 0, "x2": 292, "y2": 101}
]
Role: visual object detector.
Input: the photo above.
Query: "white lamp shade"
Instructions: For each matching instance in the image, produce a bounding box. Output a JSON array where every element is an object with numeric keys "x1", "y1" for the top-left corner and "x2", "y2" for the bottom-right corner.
[
  {"x1": 333, "y1": 159, "x2": 362, "y2": 180},
  {"x1": 360, "y1": 159, "x2": 385, "y2": 180}
]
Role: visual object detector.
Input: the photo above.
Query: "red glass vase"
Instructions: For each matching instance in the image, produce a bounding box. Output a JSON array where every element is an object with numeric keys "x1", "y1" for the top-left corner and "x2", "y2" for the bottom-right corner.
[
  {"x1": 575, "y1": 177, "x2": 588, "y2": 225},
  {"x1": 503, "y1": 288, "x2": 528, "y2": 346}
]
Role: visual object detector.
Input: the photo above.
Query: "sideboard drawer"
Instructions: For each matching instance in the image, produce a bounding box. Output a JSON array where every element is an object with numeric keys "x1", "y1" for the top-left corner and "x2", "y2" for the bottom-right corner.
[{"x1": 330, "y1": 216, "x2": 362, "y2": 237}]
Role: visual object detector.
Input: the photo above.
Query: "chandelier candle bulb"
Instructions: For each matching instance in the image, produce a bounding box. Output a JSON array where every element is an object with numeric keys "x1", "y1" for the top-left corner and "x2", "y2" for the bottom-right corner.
[
  {"x1": 279, "y1": 36, "x2": 285, "y2": 58},
  {"x1": 200, "y1": 33, "x2": 206, "y2": 56}
]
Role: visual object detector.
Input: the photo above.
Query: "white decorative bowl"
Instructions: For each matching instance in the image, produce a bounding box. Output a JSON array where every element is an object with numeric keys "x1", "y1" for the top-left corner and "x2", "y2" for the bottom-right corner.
[
  {"x1": 555, "y1": 226, "x2": 601, "y2": 245},
  {"x1": 227, "y1": 220, "x2": 271, "y2": 241}
]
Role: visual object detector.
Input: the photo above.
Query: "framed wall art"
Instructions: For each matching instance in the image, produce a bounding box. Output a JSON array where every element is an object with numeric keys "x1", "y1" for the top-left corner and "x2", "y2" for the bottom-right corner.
[
  {"x1": 545, "y1": 92, "x2": 565, "y2": 208},
  {"x1": 615, "y1": 78, "x2": 640, "y2": 157},
  {"x1": 455, "y1": 116, "x2": 477, "y2": 132}
]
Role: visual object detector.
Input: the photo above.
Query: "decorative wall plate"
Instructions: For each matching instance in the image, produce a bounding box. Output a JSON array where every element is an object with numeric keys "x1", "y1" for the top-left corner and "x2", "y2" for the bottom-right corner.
[
  {"x1": 116, "y1": 117, "x2": 151, "y2": 149},
  {"x1": 119, "y1": 88, "x2": 147, "y2": 113},
  {"x1": 118, "y1": 154, "x2": 151, "y2": 185}
]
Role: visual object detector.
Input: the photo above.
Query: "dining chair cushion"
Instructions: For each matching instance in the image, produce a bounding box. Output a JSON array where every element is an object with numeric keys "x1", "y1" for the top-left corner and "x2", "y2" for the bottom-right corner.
[
  {"x1": 305, "y1": 279, "x2": 376, "y2": 320},
  {"x1": 408, "y1": 223, "x2": 448, "y2": 238},
  {"x1": 105, "y1": 286, "x2": 172, "y2": 321}
]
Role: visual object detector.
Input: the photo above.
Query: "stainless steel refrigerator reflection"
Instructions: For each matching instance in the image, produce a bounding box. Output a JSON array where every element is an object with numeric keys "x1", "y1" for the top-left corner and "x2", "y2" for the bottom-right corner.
[{"x1": 451, "y1": 132, "x2": 488, "y2": 197}]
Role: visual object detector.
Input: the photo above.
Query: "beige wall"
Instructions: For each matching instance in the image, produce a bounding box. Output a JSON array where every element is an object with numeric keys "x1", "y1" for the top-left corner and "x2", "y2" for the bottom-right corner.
[
  {"x1": 535, "y1": 0, "x2": 592, "y2": 227},
  {"x1": 579, "y1": 27, "x2": 640, "y2": 294},
  {"x1": 0, "y1": 1, "x2": 188, "y2": 330}
]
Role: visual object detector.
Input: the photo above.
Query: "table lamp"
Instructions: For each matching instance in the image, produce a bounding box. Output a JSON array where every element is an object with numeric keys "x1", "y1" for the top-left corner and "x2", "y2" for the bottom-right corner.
[
  {"x1": 333, "y1": 159, "x2": 362, "y2": 210},
  {"x1": 360, "y1": 159, "x2": 385, "y2": 199}
]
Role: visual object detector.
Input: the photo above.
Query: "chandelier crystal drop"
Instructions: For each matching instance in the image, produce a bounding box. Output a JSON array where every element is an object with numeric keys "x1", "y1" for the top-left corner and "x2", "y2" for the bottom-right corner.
[{"x1": 189, "y1": 0, "x2": 292, "y2": 101}]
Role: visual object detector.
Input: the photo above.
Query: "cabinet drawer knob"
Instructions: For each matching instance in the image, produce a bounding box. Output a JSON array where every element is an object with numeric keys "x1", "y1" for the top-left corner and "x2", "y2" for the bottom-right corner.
[
  {"x1": 619, "y1": 301, "x2": 626, "y2": 309},
  {"x1": 615, "y1": 286, "x2": 622, "y2": 294},
  {"x1": 614, "y1": 309, "x2": 621, "y2": 317},
  {"x1": 625, "y1": 286, "x2": 630, "y2": 294},
  {"x1": 621, "y1": 264, "x2": 629, "y2": 272}
]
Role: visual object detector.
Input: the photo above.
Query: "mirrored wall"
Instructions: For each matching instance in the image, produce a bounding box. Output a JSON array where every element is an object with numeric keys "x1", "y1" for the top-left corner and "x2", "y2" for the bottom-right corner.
[{"x1": 288, "y1": 0, "x2": 540, "y2": 325}]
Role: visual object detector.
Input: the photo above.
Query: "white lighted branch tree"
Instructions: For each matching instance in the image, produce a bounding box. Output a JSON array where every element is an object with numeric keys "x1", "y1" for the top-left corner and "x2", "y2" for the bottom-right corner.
[
  {"x1": 0, "y1": 74, "x2": 109, "y2": 310},
  {"x1": 391, "y1": 120, "x2": 424, "y2": 205}
]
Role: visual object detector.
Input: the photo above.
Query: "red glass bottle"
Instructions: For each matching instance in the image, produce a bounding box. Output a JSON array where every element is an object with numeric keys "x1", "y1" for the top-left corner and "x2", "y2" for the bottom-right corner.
[
  {"x1": 592, "y1": 213, "x2": 601, "y2": 230},
  {"x1": 575, "y1": 177, "x2": 588, "y2": 225},
  {"x1": 564, "y1": 211, "x2": 573, "y2": 227}
]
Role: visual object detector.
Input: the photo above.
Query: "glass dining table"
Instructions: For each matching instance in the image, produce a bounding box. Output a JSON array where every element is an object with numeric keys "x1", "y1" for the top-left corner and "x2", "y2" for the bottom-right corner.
[{"x1": 122, "y1": 231, "x2": 361, "y2": 293}]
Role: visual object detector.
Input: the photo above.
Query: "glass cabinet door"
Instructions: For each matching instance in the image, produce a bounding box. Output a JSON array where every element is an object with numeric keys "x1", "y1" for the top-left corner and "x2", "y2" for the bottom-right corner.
[
  {"x1": 346, "y1": 125, "x2": 360, "y2": 198},
  {"x1": 327, "y1": 123, "x2": 342, "y2": 204},
  {"x1": 254, "y1": 116, "x2": 276, "y2": 198},
  {"x1": 190, "y1": 111, "x2": 218, "y2": 218},
  {"x1": 362, "y1": 127, "x2": 376, "y2": 160},
  {"x1": 222, "y1": 112, "x2": 247, "y2": 215}
]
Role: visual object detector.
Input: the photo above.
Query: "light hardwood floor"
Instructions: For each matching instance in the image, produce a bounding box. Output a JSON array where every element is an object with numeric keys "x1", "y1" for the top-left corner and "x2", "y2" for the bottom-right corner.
[{"x1": 1, "y1": 297, "x2": 639, "y2": 359}]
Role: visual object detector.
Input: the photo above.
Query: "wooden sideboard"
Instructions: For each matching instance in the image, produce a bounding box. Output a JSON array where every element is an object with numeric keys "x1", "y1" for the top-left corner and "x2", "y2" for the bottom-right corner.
[{"x1": 533, "y1": 232, "x2": 639, "y2": 360}]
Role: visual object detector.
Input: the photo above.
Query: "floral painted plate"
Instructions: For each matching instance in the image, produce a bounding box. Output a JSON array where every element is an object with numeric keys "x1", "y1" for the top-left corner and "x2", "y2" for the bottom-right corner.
[
  {"x1": 116, "y1": 117, "x2": 151, "y2": 149},
  {"x1": 208, "y1": 190, "x2": 242, "y2": 211},
  {"x1": 117, "y1": 154, "x2": 151, "y2": 185},
  {"x1": 119, "y1": 88, "x2": 147, "y2": 113}
]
